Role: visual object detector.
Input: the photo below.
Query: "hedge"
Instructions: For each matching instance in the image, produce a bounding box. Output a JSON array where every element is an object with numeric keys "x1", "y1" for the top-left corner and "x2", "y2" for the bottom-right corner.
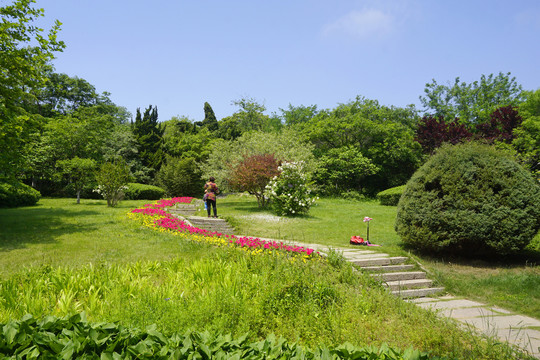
[
  {"x1": 124, "y1": 183, "x2": 166, "y2": 200},
  {"x1": 0, "y1": 180, "x2": 41, "y2": 208},
  {"x1": 376, "y1": 185, "x2": 406, "y2": 206},
  {"x1": 395, "y1": 143, "x2": 540, "y2": 257}
]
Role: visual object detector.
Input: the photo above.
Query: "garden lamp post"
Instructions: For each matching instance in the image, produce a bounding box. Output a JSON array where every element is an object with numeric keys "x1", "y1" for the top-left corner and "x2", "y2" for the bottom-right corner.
[{"x1": 363, "y1": 216, "x2": 372, "y2": 242}]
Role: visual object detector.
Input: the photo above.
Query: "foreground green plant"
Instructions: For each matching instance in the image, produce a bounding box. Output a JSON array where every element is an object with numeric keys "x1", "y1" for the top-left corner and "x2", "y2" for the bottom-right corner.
[{"x1": 0, "y1": 313, "x2": 443, "y2": 359}]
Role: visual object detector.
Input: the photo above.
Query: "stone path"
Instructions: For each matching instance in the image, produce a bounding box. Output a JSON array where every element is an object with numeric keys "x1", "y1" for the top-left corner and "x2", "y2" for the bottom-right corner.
[{"x1": 167, "y1": 203, "x2": 540, "y2": 358}]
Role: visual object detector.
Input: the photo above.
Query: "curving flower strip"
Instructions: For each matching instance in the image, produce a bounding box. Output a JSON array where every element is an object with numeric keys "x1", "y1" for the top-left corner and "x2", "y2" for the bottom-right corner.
[{"x1": 128, "y1": 198, "x2": 320, "y2": 261}]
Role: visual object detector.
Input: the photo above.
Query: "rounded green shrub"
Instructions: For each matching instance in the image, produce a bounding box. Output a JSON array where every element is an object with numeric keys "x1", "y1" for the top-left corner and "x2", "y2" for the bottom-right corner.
[
  {"x1": 124, "y1": 183, "x2": 166, "y2": 200},
  {"x1": 0, "y1": 180, "x2": 41, "y2": 207},
  {"x1": 377, "y1": 185, "x2": 406, "y2": 206},
  {"x1": 395, "y1": 143, "x2": 540, "y2": 256}
]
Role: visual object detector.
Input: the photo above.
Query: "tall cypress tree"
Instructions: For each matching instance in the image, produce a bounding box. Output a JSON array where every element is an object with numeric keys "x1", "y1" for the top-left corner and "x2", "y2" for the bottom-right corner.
[
  {"x1": 132, "y1": 105, "x2": 164, "y2": 180},
  {"x1": 202, "y1": 102, "x2": 219, "y2": 131}
]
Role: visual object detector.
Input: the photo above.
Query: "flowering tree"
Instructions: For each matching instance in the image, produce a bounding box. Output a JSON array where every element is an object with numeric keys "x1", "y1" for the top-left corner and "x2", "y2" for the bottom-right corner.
[
  {"x1": 228, "y1": 153, "x2": 280, "y2": 207},
  {"x1": 265, "y1": 161, "x2": 316, "y2": 216},
  {"x1": 94, "y1": 159, "x2": 130, "y2": 207}
]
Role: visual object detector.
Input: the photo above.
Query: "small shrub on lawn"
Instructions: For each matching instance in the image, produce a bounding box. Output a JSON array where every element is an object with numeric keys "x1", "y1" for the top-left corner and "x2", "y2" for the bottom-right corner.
[
  {"x1": 395, "y1": 143, "x2": 540, "y2": 257},
  {"x1": 124, "y1": 183, "x2": 166, "y2": 200},
  {"x1": 0, "y1": 179, "x2": 41, "y2": 207},
  {"x1": 377, "y1": 185, "x2": 406, "y2": 206}
]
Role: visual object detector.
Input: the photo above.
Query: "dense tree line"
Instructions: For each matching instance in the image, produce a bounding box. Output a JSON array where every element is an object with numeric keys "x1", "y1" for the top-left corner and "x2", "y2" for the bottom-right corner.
[{"x1": 1, "y1": 0, "x2": 539, "y2": 206}]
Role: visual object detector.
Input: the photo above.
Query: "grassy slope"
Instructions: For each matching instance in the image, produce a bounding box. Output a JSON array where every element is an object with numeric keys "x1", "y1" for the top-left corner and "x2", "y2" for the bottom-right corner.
[
  {"x1": 213, "y1": 195, "x2": 540, "y2": 320},
  {"x1": 0, "y1": 197, "x2": 536, "y2": 359}
]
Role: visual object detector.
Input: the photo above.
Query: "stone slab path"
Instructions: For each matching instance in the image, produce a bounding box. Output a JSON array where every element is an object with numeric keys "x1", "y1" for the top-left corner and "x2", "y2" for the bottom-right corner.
[{"x1": 411, "y1": 296, "x2": 540, "y2": 358}]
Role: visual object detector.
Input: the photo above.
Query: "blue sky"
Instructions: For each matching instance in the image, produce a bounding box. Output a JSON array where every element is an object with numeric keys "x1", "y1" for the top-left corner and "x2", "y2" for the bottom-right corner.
[{"x1": 34, "y1": 0, "x2": 540, "y2": 122}]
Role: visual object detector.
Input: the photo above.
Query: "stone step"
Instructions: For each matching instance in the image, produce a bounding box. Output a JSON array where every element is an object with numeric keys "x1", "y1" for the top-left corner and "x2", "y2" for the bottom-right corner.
[
  {"x1": 391, "y1": 287, "x2": 445, "y2": 298},
  {"x1": 371, "y1": 271, "x2": 426, "y2": 282},
  {"x1": 350, "y1": 256, "x2": 408, "y2": 267},
  {"x1": 384, "y1": 278, "x2": 433, "y2": 291},
  {"x1": 344, "y1": 253, "x2": 390, "y2": 260},
  {"x1": 169, "y1": 209, "x2": 198, "y2": 216},
  {"x1": 361, "y1": 264, "x2": 416, "y2": 272}
]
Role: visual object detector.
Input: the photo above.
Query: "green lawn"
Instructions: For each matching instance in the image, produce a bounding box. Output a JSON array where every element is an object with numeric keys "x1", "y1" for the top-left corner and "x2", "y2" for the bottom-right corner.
[
  {"x1": 0, "y1": 198, "x2": 201, "y2": 277},
  {"x1": 0, "y1": 197, "x2": 536, "y2": 359}
]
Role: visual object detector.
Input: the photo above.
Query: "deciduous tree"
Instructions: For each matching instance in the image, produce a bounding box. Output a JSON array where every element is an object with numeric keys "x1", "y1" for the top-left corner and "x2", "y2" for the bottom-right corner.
[
  {"x1": 0, "y1": 0, "x2": 64, "y2": 176},
  {"x1": 420, "y1": 72, "x2": 525, "y2": 125},
  {"x1": 229, "y1": 154, "x2": 280, "y2": 207}
]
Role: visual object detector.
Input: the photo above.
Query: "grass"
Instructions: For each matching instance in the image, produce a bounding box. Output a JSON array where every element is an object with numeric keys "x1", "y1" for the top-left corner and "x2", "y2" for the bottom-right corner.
[
  {"x1": 207, "y1": 195, "x2": 405, "y2": 256},
  {"x1": 0, "y1": 197, "x2": 537, "y2": 359},
  {"x1": 212, "y1": 194, "x2": 540, "y2": 320},
  {"x1": 0, "y1": 198, "x2": 205, "y2": 277}
]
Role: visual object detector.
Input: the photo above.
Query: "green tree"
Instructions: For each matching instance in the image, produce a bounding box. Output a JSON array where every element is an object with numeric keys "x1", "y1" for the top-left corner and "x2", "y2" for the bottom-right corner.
[
  {"x1": 0, "y1": 0, "x2": 65, "y2": 177},
  {"x1": 215, "y1": 116, "x2": 243, "y2": 140},
  {"x1": 56, "y1": 157, "x2": 97, "y2": 204},
  {"x1": 155, "y1": 156, "x2": 204, "y2": 197},
  {"x1": 395, "y1": 143, "x2": 540, "y2": 256},
  {"x1": 94, "y1": 159, "x2": 130, "y2": 207},
  {"x1": 162, "y1": 117, "x2": 212, "y2": 162},
  {"x1": 313, "y1": 146, "x2": 379, "y2": 195},
  {"x1": 302, "y1": 97, "x2": 422, "y2": 194},
  {"x1": 514, "y1": 89, "x2": 540, "y2": 178},
  {"x1": 201, "y1": 129, "x2": 315, "y2": 192},
  {"x1": 22, "y1": 106, "x2": 119, "y2": 194},
  {"x1": 132, "y1": 105, "x2": 164, "y2": 180},
  {"x1": 420, "y1": 72, "x2": 525, "y2": 125},
  {"x1": 201, "y1": 102, "x2": 219, "y2": 131},
  {"x1": 102, "y1": 123, "x2": 151, "y2": 184},
  {"x1": 231, "y1": 97, "x2": 269, "y2": 132},
  {"x1": 279, "y1": 104, "x2": 318, "y2": 127}
]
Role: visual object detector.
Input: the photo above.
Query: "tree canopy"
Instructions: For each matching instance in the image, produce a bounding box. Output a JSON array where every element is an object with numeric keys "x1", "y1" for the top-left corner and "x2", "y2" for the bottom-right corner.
[
  {"x1": 0, "y1": 0, "x2": 65, "y2": 177},
  {"x1": 420, "y1": 72, "x2": 524, "y2": 125}
]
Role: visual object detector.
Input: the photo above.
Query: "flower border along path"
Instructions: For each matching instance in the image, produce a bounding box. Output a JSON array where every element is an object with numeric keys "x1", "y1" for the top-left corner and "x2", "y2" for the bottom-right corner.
[{"x1": 128, "y1": 197, "x2": 319, "y2": 260}]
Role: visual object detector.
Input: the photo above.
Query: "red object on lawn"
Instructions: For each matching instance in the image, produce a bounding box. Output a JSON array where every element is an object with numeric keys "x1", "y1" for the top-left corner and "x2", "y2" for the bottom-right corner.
[
  {"x1": 350, "y1": 236, "x2": 368, "y2": 245},
  {"x1": 350, "y1": 235, "x2": 381, "y2": 246}
]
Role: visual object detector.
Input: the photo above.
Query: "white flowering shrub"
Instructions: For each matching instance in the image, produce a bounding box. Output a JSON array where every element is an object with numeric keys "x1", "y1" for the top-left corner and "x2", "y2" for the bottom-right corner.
[{"x1": 265, "y1": 161, "x2": 317, "y2": 216}]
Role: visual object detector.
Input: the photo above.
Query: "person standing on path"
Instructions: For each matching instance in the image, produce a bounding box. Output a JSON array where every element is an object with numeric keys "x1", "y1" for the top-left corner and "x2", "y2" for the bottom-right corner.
[{"x1": 204, "y1": 176, "x2": 219, "y2": 218}]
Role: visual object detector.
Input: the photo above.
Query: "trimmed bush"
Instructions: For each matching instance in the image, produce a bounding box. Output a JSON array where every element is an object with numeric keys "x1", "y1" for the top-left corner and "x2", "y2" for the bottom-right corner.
[
  {"x1": 377, "y1": 185, "x2": 406, "y2": 206},
  {"x1": 0, "y1": 180, "x2": 41, "y2": 207},
  {"x1": 124, "y1": 183, "x2": 166, "y2": 200},
  {"x1": 395, "y1": 143, "x2": 540, "y2": 256}
]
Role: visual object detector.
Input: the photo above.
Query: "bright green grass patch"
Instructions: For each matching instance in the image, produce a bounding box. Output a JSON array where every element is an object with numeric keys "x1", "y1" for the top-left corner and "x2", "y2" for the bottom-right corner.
[
  {"x1": 426, "y1": 262, "x2": 540, "y2": 319},
  {"x1": 0, "y1": 198, "x2": 204, "y2": 278},
  {"x1": 210, "y1": 195, "x2": 404, "y2": 256}
]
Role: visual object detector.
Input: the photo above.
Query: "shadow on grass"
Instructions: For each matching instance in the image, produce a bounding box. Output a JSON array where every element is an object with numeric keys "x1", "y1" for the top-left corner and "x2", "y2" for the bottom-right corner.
[
  {"x1": 399, "y1": 242, "x2": 540, "y2": 268},
  {"x1": 0, "y1": 206, "x2": 100, "y2": 252}
]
